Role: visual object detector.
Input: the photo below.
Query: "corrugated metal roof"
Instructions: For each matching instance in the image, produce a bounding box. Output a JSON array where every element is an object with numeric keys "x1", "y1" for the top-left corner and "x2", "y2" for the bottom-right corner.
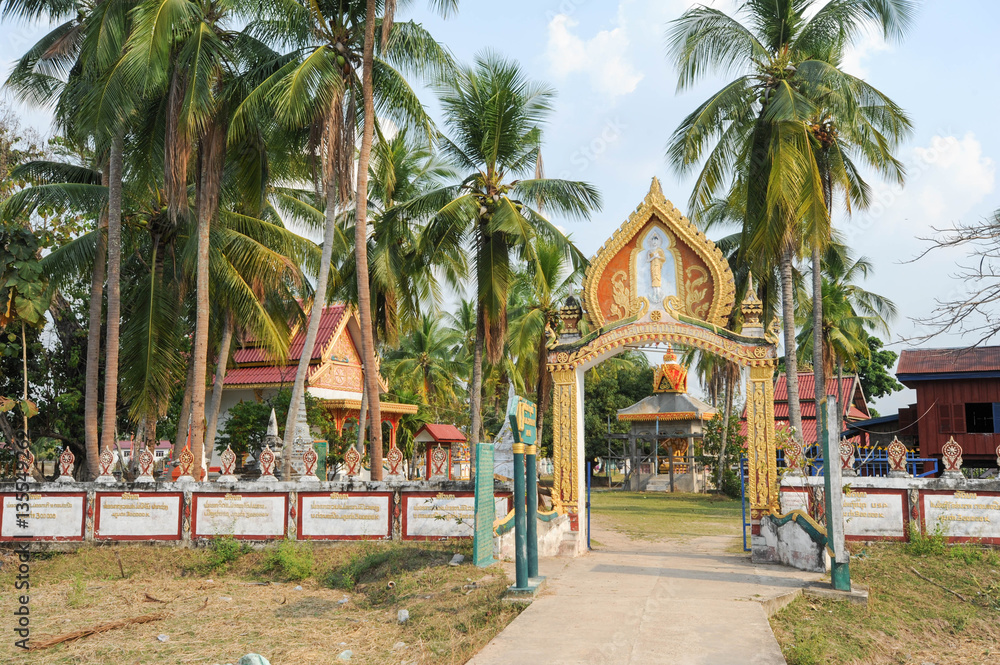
[
  {"x1": 897, "y1": 346, "x2": 1000, "y2": 375},
  {"x1": 774, "y1": 374, "x2": 858, "y2": 402},
  {"x1": 234, "y1": 304, "x2": 347, "y2": 364},
  {"x1": 415, "y1": 424, "x2": 467, "y2": 443}
]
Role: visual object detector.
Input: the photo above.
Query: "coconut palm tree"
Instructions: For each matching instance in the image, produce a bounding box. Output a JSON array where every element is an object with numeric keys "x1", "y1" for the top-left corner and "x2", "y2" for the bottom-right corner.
[
  {"x1": 337, "y1": 131, "x2": 466, "y2": 346},
  {"x1": 235, "y1": 0, "x2": 454, "y2": 478},
  {"x1": 507, "y1": 239, "x2": 584, "y2": 444},
  {"x1": 666, "y1": 0, "x2": 916, "y2": 444},
  {"x1": 401, "y1": 52, "x2": 599, "y2": 450},
  {"x1": 796, "y1": 247, "x2": 896, "y2": 434},
  {"x1": 3, "y1": 0, "x2": 135, "y2": 476},
  {"x1": 383, "y1": 315, "x2": 464, "y2": 407}
]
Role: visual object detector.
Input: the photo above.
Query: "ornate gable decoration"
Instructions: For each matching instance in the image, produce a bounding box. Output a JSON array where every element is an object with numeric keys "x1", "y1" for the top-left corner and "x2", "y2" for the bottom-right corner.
[{"x1": 582, "y1": 178, "x2": 735, "y2": 329}]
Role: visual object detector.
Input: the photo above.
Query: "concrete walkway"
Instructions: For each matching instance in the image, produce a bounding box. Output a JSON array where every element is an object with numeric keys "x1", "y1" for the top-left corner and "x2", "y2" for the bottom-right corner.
[{"x1": 467, "y1": 522, "x2": 822, "y2": 665}]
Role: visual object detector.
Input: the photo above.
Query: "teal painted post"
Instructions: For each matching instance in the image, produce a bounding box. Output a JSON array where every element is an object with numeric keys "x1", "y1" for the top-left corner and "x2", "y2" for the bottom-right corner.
[
  {"x1": 507, "y1": 394, "x2": 537, "y2": 590},
  {"x1": 512, "y1": 441, "x2": 528, "y2": 589},
  {"x1": 472, "y1": 441, "x2": 496, "y2": 567},
  {"x1": 821, "y1": 397, "x2": 851, "y2": 591},
  {"x1": 526, "y1": 444, "x2": 539, "y2": 578}
]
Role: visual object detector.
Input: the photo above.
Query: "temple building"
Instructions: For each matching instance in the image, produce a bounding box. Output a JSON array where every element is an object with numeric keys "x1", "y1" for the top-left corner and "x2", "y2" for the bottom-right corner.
[
  {"x1": 616, "y1": 345, "x2": 715, "y2": 492},
  {"x1": 216, "y1": 304, "x2": 417, "y2": 456},
  {"x1": 847, "y1": 345, "x2": 1000, "y2": 470},
  {"x1": 770, "y1": 373, "x2": 871, "y2": 446}
]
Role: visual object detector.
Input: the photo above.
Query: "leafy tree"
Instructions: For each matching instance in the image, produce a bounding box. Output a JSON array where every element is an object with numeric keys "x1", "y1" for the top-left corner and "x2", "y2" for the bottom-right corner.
[
  {"x1": 667, "y1": 0, "x2": 916, "y2": 446},
  {"x1": 855, "y1": 336, "x2": 902, "y2": 404},
  {"x1": 411, "y1": 52, "x2": 599, "y2": 451},
  {"x1": 574, "y1": 352, "x2": 653, "y2": 462},
  {"x1": 703, "y1": 413, "x2": 746, "y2": 499}
]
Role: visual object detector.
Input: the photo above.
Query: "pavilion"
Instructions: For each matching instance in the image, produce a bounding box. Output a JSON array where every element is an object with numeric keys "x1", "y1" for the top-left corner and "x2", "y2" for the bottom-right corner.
[{"x1": 616, "y1": 345, "x2": 715, "y2": 491}]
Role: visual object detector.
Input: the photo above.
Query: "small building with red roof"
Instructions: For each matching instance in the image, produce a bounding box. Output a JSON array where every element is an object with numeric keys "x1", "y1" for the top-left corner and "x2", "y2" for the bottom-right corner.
[
  {"x1": 414, "y1": 424, "x2": 469, "y2": 480},
  {"x1": 218, "y1": 303, "x2": 417, "y2": 448}
]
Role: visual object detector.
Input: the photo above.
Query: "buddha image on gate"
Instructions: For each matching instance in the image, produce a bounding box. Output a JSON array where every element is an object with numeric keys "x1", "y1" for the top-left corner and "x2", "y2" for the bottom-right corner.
[
  {"x1": 585, "y1": 178, "x2": 732, "y2": 328},
  {"x1": 636, "y1": 226, "x2": 677, "y2": 310}
]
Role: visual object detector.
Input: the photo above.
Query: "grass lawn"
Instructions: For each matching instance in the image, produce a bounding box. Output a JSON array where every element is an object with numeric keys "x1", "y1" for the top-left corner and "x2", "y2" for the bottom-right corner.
[
  {"x1": 590, "y1": 491, "x2": 742, "y2": 540},
  {"x1": 0, "y1": 540, "x2": 521, "y2": 665},
  {"x1": 771, "y1": 534, "x2": 1000, "y2": 665}
]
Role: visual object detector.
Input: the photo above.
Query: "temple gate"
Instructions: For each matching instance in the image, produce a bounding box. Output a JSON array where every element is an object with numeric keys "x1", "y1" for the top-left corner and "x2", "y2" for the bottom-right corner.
[{"x1": 546, "y1": 178, "x2": 780, "y2": 539}]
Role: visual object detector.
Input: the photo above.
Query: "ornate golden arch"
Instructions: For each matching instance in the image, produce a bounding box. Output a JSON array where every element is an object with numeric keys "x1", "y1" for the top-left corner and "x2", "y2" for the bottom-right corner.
[{"x1": 546, "y1": 178, "x2": 780, "y2": 541}]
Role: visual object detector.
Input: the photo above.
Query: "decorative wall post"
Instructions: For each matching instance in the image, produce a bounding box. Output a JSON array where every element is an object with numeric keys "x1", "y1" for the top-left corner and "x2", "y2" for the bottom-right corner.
[
  {"x1": 744, "y1": 363, "x2": 779, "y2": 517},
  {"x1": 217, "y1": 445, "x2": 238, "y2": 483},
  {"x1": 95, "y1": 445, "x2": 117, "y2": 484},
  {"x1": 886, "y1": 438, "x2": 909, "y2": 478},
  {"x1": 135, "y1": 447, "x2": 155, "y2": 483},
  {"x1": 840, "y1": 442, "x2": 857, "y2": 477},
  {"x1": 56, "y1": 447, "x2": 76, "y2": 483},
  {"x1": 941, "y1": 437, "x2": 964, "y2": 478}
]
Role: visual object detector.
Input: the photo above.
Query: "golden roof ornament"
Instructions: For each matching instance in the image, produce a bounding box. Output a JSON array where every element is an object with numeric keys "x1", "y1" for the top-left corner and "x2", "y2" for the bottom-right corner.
[
  {"x1": 653, "y1": 343, "x2": 688, "y2": 394},
  {"x1": 740, "y1": 272, "x2": 765, "y2": 338}
]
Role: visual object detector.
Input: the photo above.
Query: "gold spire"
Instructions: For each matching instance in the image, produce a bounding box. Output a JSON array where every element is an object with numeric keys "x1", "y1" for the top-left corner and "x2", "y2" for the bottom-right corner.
[{"x1": 653, "y1": 343, "x2": 688, "y2": 393}]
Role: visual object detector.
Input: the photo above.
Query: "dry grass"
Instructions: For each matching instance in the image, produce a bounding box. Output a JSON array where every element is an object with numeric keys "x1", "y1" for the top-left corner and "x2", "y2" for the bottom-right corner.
[
  {"x1": 771, "y1": 538, "x2": 1000, "y2": 665},
  {"x1": 0, "y1": 541, "x2": 521, "y2": 665}
]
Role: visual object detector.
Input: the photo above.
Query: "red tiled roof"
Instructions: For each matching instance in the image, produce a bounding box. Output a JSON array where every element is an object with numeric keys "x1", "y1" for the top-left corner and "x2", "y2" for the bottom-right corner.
[
  {"x1": 774, "y1": 374, "x2": 859, "y2": 403},
  {"x1": 772, "y1": 399, "x2": 867, "y2": 421},
  {"x1": 233, "y1": 304, "x2": 347, "y2": 365},
  {"x1": 897, "y1": 346, "x2": 1000, "y2": 375},
  {"x1": 415, "y1": 423, "x2": 467, "y2": 443},
  {"x1": 223, "y1": 364, "x2": 320, "y2": 387}
]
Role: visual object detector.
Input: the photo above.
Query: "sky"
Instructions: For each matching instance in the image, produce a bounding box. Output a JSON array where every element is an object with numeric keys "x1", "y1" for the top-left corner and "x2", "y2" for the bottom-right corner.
[{"x1": 3, "y1": 0, "x2": 1000, "y2": 416}]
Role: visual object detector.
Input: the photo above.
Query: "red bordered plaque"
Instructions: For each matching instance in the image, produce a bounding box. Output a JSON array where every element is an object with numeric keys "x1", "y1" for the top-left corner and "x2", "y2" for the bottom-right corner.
[
  {"x1": 94, "y1": 491, "x2": 183, "y2": 541},
  {"x1": 402, "y1": 491, "x2": 477, "y2": 541},
  {"x1": 191, "y1": 492, "x2": 288, "y2": 540},
  {"x1": 0, "y1": 491, "x2": 87, "y2": 542},
  {"x1": 842, "y1": 488, "x2": 908, "y2": 542},
  {"x1": 920, "y1": 489, "x2": 1000, "y2": 545},
  {"x1": 296, "y1": 491, "x2": 393, "y2": 540}
]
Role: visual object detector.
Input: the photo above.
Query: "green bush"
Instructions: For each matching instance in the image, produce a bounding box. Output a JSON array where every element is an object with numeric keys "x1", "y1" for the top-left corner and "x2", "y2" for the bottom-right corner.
[
  {"x1": 204, "y1": 534, "x2": 251, "y2": 571},
  {"x1": 905, "y1": 522, "x2": 947, "y2": 556},
  {"x1": 263, "y1": 540, "x2": 314, "y2": 581}
]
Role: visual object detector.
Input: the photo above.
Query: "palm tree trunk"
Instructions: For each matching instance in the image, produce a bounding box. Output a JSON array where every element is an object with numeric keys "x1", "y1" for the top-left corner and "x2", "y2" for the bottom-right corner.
[
  {"x1": 836, "y1": 357, "x2": 845, "y2": 441},
  {"x1": 83, "y1": 168, "x2": 109, "y2": 479},
  {"x1": 204, "y1": 316, "x2": 233, "y2": 455},
  {"x1": 356, "y1": 0, "x2": 384, "y2": 480},
  {"x1": 174, "y1": 357, "x2": 195, "y2": 458},
  {"x1": 283, "y1": 163, "x2": 339, "y2": 474},
  {"x1": 189, "y1": 122, "x2": 225, "y2": 481},
  {"x1": 469, "y1": 305, "x2": 485, "y2": 454},
  {"x1": 717, "y1": 367, "x2": 734, "y2": 492},
  {"x1": 780, "y1": 245, "x2": 804, "y2": 445},
  {"x1": 811, "y1": 243, "x2": 825, "y2": 452},
  {"x1": 356, "y1": 383, "x2": 368, "y2": 453},
  {"x1": 100, "y1": 135, "x2": 124, "y2": 455},
  {"x1": 534, "y1": 332, "x2": 551, "y2": 446}
]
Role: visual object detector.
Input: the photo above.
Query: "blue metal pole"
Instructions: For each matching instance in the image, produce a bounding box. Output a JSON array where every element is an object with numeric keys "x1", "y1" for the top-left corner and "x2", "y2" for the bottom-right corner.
[
  {"x1": 587, "y1": 460, "x2": 592, "y2": 550},
  {"x1": 740, "y1": 454, "x2": 749, "y2": 552}
]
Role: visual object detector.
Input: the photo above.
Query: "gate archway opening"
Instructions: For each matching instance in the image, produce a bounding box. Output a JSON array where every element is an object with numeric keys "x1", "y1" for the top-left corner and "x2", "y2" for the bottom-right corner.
[{"x1": 546, "y1": 179, "x2": 780, "y2": 543}]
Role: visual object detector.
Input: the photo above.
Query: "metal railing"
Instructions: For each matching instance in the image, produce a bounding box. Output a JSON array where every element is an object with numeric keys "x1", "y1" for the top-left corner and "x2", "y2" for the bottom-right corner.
[{"x1": 779, "y1": 447, "x2": 939, "y2": 478}]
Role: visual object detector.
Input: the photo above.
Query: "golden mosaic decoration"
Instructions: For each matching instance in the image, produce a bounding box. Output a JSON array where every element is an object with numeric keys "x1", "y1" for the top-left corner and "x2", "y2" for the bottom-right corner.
[{"x1": 581, "y1": 177, "x2": 736, "y2": 329}]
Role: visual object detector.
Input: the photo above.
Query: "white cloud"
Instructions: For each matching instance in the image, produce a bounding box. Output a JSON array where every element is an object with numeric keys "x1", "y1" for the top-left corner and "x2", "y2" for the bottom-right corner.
[
  {"x1": 545, "y1": 13, "x2": 644, "y2": 98},
  {"x1": 840, "y1": 34, "x2": 890, "y2": 78}
]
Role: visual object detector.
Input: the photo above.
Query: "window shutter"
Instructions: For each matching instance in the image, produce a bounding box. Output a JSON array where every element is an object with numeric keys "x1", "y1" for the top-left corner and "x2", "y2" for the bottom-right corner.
[
  {"x1": 993, "y1": 403, "x2": 1000, "y2": 434},
  {"x1": 952, "y1": 404, "x2": 966, "y2": 434},
  {"x1": 938, "y1": 404, "x2": 952, "y2": 433}
]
